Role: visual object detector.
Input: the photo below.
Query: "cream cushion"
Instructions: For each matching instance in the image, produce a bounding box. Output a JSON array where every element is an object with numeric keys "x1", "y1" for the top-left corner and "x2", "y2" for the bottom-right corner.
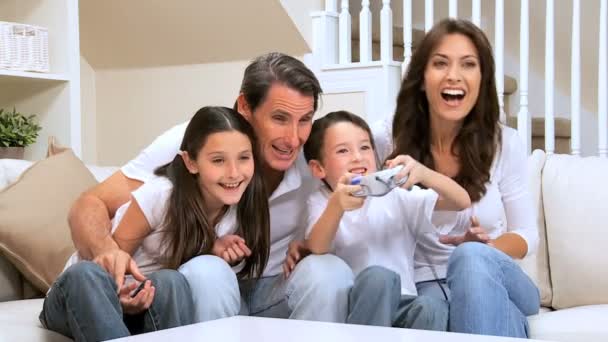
[
  {"x1": 0, "y1": 299, "x2": 70, "y2": 342},
  {"x1": 542, "y1": 154, "x2": 608, "y2": 309},
  {"x1": 528, "y1": 305, "x2": 608, "y2": 342},
  {"x1": 0, "y1": 151, "x2": 97, "y2": 292},
  {"x1": 518, "y1": 149, "x2": 552, "y2": 306}
]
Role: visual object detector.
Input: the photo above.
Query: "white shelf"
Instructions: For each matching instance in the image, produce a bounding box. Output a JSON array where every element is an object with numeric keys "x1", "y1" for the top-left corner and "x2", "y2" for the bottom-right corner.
[{"x1": 0, "y1": 69, "x2": 69, "y2": 82}]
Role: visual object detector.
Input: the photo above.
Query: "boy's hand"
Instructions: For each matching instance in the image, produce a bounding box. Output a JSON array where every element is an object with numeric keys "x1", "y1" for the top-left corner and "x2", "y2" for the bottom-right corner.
[
  {"x1": 385, "y1": 155, "x2": 429, "y2": 189},
  {"x1": 119, "y1": 280, "x2": 155, "y2": 315},
  {"x1": 212, "y1": 234, "x2": 252, "y2": 265},
  {"x1": 332, "y1": 173, "x2": 366, "y2": 211}
]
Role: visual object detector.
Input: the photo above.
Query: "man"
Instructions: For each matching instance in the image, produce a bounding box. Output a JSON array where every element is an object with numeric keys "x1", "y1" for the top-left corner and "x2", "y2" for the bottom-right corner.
[{"x1": 67, "y1": 52, "x2": 354, "y2": 324}]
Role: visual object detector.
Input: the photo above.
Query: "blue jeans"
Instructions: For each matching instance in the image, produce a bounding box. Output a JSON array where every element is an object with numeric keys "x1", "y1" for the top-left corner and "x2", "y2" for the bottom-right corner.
[
  {"x1": 347, "y1": 266, "x2": 448, "y2": 330},
  {"x1": 417, "y1": 242, "x2": 540, "y2": 338},
  {"x1": 180, "y1": 254, "x2": 353, "y2": 322},
  {"x1": 40, "y1": 261, "x2": 194, "y2": 342}
]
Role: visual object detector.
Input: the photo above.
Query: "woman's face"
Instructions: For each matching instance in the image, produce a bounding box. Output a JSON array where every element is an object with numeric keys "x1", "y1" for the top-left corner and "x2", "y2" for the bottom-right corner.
[{"x1": 423, "y1": 33, "x2": 481, "y2": 124}]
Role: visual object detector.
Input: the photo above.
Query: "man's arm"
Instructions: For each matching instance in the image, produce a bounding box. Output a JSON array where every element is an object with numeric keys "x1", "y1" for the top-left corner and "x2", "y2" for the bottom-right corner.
[{"x1": 68, "y1": 171, "x2": 143, "y2": 260}]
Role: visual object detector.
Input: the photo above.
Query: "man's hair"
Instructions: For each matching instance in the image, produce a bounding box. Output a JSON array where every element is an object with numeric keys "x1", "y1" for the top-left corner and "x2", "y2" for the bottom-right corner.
[{"x1": 238, "y1": 52, "x2": 323, "y2": 113}]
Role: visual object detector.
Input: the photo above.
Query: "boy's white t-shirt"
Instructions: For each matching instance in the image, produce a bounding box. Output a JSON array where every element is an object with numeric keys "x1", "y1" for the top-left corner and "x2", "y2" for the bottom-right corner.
[
  {"x1": 119, "y1": 121, "x2": 317, "y2": 277},
  {"x1": 63, "y1": 176, "x2": 237, "y2": 277},
  {"x1": 305, "y1": 185, "x2": 438, "y2": 296},
  {"x1": 372, "y1": 120, "x2": 539, "y2": 282}
]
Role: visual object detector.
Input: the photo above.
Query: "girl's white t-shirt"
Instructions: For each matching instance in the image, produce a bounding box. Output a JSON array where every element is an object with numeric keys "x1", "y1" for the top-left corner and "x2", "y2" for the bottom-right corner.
[
  {"x1": 372, "y1": 120, "x2": 538, "y2": 282},
  {"x1": 63, "y1": 176, "x2": 237, "y2": 277}
]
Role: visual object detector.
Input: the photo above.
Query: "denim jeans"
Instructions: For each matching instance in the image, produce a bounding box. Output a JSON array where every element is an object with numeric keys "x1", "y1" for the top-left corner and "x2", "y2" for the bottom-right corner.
[
  {"x1": 347, "y1": 266, "x2": 448, "y2": 330},
  {"x1": 40, "y1": 261, "x2": 194, "y2": 342},
  {"x1": 181, "y1": 254, "x2": 354, "y2": 322},
  {"x1": 417, "y1": 242, "x2": 540, "y2": 338}
]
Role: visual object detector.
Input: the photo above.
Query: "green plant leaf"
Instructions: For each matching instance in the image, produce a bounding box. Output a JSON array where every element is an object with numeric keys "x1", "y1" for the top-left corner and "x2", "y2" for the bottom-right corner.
[{"x1": 0, "y1": 107, "x2": 43, "y2": 147}]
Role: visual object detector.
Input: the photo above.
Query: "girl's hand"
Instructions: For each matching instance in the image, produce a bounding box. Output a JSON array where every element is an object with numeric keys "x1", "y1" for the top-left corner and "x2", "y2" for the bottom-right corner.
[
  {"x1": 439, "y1": 216, "x2": 493, "y2": 246},
  {"x1": 331, "y1": 173, "x2": 366, "y2": 211},
  {"x1": 212, "y1": 235, "x2": 252, "y2": 265},
  {"x1": 119, "y1": 280, "x2": 155, "y2": 315},
  {"x1": 385, "y1": 155, "x2": 430, "y2": 190}
]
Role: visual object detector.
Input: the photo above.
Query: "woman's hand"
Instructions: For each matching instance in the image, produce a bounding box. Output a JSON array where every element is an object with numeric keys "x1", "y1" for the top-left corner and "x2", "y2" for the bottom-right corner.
[
  {"x1": 439, "y1": 216, "x2": 493, "y2": 246},
  {"x1": 385, "y1": 155, "x2": 430, "y2": 190},
  {"x1": 119, "y1": 280, "x2": 155, "y2": 315},
  {"x1": 212, "y1": 235, "x2": 252, "y2": 265}
]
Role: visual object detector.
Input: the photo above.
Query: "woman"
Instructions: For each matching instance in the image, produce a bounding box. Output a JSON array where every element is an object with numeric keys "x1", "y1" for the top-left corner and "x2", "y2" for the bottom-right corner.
[{"x1": 374, "y1": 18, "x2": 540, "y2": 337}]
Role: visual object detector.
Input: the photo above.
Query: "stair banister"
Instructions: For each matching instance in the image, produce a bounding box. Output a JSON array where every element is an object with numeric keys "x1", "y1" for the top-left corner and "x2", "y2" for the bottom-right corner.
[
  {"x1": 449, "y1": 0, "x2": 458, "y2": 18},
  {"x1": 571, "y1": 0, "x2": 581, "y2": 156},
  {"x1": 425, "y1": 0, "x2": 434, "y2": 32},
  {"x1": 545, "y1": 0, "x2": 555, "y2": 155},
  {"x1": 403, "y1": 0, "x2": 413, "y2": 75},
  {"x1": 380, "y1": 0, "x2": 393, "y2": 63},
  {"x1": 599, "y1": 0, "x2": 607, "y2": 157},
  {"x1": 495, "y1": 0, "x2": 505, "y2": 122},
  {"x1": 472, "y1": 0, "x2": 481, "y2": 27},
  {"x1": 518, "y1": 0, "x2": 532, "y2": 154},
  {"x1": 360, "y1": 0, "x2": 372, "y2": 63},
  {"x1": 339, "y1": 0, "x2": 351, "y2": 64}
]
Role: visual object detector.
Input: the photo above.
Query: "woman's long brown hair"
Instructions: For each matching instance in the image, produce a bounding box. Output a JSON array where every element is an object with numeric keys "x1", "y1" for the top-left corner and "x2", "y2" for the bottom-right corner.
[
  {"x1": 389, "y1": 19, "x2": 501, "y2": 202},
  {"x1": 155, "y1": 106, "x2": 270, "y2": 278}
]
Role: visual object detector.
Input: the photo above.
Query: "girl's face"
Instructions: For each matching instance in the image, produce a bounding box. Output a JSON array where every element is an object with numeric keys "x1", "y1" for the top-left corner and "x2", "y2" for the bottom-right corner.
[
  {"x1": 423, "y1": 33, "x2": 481, "y2": 124},
  {"x1": 310, "y1": 122, "x2": 377, "y2": 190},
  {"x1": 185, "y1": 131, "x2": 254, "y2": 212}
]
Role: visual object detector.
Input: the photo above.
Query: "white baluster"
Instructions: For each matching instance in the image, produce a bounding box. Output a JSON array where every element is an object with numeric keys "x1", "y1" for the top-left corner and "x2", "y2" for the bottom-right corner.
[
  {"x1": 403, "y1": 0, "x2": 413, "y2": 75},
  {"x1": 360, "y1": 0, "x2": 372, "y2": 63},
  {"x1": 518, "y1": 0, "x2": 531, "y2": 154},
  {"x1": 381, "y1": 0, "x2": 393, "y2": 63},
  {"x1": 571, "y1": 0, "x2": 581, "y2": 155},
  {"x1": 325, "y1": 0, "x2": 338, "y2": 12},
  {"x1": 425, "y1": 0, "x2": 434, "y2": 32},
  {"x1": 339, "y1": 0, "x2": 352, "y2": 64},
  {"x1": 449, "y1": 0, "x2": 458, "y2": 18},
  {"x1": 495, "y1": 0, "x2": 505, "y2": 122},
  {"x1": 599, "y1": 0, "x2": 607, "y2": 157},
  {"x1": 472, "y1": 0, "x2": 481, "y2": 27},
  {"x1": 545, "y1": 0, "x2": 555, "y2": 155}
]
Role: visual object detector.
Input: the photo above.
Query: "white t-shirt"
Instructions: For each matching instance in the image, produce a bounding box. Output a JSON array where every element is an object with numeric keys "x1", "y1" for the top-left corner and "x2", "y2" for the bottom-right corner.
[
  {"x1": 120, "y1": 121, "x2": 318, "y2": 277},
  {"x1": 305, "y1": 185, "x2": 438, "y2": 295},
  {"x1": 372, "y1": 119, "x2": 539, "y2": 282},
  {"x1": 63, "y1": 176, "x2": 237, "y2": 276}
]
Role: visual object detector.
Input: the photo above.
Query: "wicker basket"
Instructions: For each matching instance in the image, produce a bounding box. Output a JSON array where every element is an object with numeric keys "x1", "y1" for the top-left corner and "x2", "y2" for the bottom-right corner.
[{"x1": 0, "y1": 21, "x2": 49, "y2": 73}]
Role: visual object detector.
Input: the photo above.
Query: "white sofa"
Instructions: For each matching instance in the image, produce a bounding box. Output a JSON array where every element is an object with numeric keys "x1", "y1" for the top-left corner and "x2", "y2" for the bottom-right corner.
[{"x1": 0, "y1": 150, "x2": 607, "y2": 341}]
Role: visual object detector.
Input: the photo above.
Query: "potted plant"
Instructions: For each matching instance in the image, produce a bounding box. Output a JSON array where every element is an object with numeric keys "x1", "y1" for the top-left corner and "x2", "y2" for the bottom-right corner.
[{"x1": 0, "y1": 107, "x2": 42, "y2": 159}]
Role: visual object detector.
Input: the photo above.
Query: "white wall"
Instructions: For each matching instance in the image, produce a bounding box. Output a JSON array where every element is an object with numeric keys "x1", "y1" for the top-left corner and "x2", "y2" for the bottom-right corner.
[
  {"x1": 80, "y1": 56, "x2": 97, "y2": 164},
  {"x1": 94, "y1": 60, "x2": 252, "y2": 166}
]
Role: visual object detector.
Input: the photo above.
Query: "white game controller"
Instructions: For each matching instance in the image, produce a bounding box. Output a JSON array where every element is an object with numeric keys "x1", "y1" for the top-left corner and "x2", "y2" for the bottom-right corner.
[{"x1": 349, "y1": 165, "x2": 408, "y2": 197}]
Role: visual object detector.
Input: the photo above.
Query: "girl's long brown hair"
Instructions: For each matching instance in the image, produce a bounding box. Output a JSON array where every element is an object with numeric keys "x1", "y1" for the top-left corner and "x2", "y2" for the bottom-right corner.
[
  {"x1": 389, "y1": 19, "x2": 501, "y2": 202},
  {"x1": 155, "y1": 106, "x2": 270, "y2": 278}
]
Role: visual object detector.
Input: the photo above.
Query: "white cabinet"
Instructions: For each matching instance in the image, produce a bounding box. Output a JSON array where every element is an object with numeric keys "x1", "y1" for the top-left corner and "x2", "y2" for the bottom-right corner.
[{"x1": 0, "y1": 0, "x2": 80, "y2": 160}]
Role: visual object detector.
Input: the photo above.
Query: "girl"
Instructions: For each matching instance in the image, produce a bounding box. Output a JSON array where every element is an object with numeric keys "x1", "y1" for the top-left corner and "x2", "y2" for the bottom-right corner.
[
  {"x1": 40, "y1": 106, "x2": 270, "y2": 341},
  {"x1": 291, "y1": 110, "x2": 470, "y2": 330}
]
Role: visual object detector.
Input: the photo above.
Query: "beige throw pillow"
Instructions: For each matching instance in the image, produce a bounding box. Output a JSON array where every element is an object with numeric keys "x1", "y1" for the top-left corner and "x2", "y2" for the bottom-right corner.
[{"x1": 0, "y1": 150, "x2": 97, "y2": 292}]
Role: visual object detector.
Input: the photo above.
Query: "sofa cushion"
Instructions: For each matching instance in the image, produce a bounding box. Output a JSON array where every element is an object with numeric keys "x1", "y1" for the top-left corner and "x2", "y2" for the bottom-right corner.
[
  {"x1": 528, "y1": 305, "x2": 608, "y2": 342},
  {"x1": 517, "y1": 149, "x2": 552, "y2": 306},
  {"x1": 0, "y1": 151, "x2": 97, "y2": 292},
  {"x1": 0, "y1": 298, "x2": 70, "y2": 341},
  {"x1": 543, "y1": 154, "x2": 608, "y2": 309}
]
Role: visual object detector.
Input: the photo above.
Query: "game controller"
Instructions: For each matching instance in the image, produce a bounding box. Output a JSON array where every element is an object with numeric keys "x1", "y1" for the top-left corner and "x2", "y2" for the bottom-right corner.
[{"x1": 349, "y1": 165, "x2": 407, "y2": 197}]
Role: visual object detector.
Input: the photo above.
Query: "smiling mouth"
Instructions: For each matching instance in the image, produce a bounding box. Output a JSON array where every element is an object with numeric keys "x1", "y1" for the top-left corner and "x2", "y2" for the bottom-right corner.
[
  {"x1": 349, "y1": 167, "x2": 368, "y2": 175},
  {"x1": 220, "y1": 181, "x2": 242, "y2": 190},
  {"x1": 272, "y1": 145, "x2": 293, "y2": 157},
  {"x1": 441, "y1": 89, "x2": 466, "y2": 102}
]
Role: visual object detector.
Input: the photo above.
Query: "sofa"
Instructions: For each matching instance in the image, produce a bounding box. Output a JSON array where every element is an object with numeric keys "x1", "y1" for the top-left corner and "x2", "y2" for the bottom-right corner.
[{"x1": 0, "y1": 150, "x2": 606, "y2": 341}]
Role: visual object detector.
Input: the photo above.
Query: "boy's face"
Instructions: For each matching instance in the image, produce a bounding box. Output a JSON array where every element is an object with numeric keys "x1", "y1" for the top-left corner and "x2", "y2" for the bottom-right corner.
[{"x1": 309, "y1": 121, "x2": 377, "y2": 190}]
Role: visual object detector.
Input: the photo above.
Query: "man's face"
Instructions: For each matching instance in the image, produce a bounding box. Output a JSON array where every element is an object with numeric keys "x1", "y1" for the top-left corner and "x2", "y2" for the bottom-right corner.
[{"x1": 240, "y1": 84, "x2": 315, "y2": 172}]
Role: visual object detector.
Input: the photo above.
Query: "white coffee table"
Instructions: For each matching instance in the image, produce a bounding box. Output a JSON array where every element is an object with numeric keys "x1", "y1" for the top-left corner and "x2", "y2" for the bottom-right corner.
[{"x1": 112, "y1": 316, "x2": 550, "y2": 341}]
